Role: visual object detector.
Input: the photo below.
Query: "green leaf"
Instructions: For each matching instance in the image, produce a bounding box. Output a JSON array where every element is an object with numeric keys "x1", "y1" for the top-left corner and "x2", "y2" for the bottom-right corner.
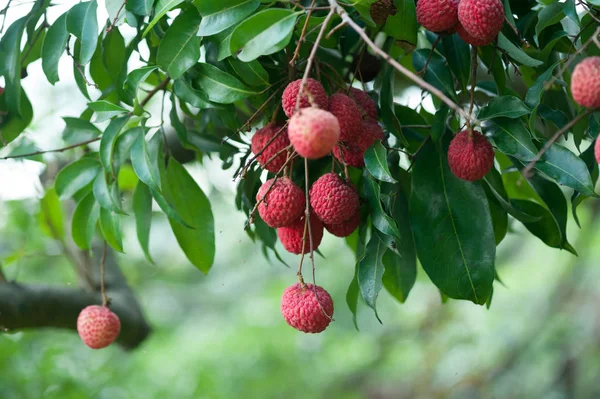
[
  {"x1": 143, "y1": 0, "x2": 184, "y2": 37},
  {"x1": 93, "y1": 173, "x2": 122, "y2": 212},
  {"x1": 89, "y1": 100, "x2": 128, "y2": 114},
  {"x1": 363, "y1": 174, "x2": 401, "y2": 238},
  {"x1": 478, "y1": 96, "x2": 531, "y2": 120},
  {"x1": 41, "y1": 13, "x2": 68, "y2": 84},
  {"x1": 346, "y1": 272, "x2": 360, "y2": 330},
  {"x1": 55, "y1": 158, "x2": 101, "y2": 199},
  {"x1": 71, "y1": 192, "x2": 101, "y2": 249},
  {"x1": 73, "y1": 48, "x2": 90, "y2": 100},
  {"x1": 228, "y1": 58, "x2": 269, "y2": 87},
  {"x1": 39, "y1": 188, "x2": 65, "y2": 240},
  {"x1": 379, "y1": 65, "x2": 408, "y2": 146},
  {"x1": 497, "y1": 33, "x2": 543, "y2": 68},
  {"x1": 131, "y1": 131, "x2": 162, "y2": 192},
  {"x1": 105, "y1": 0, "x2": 127, "y2": 26},
  {"x1": 133, "y1": 181, "x2": 154, "y2": 263},
  {"x1": 123, "y1": 66, "x2": 158, "y2": 100},
  {"x1": 229, "y1": 9, "x2": 300, "y2": 62},
  {"x1": 511, "y1": 199, "x2": 569, "y2": 252},
  {"x1": 195, "y1": 0, "x2": 260, "y2": 37},
  {"x1": 410, "y1": 138, "x2": 495, "y2": 305},
  {"x1": 536, "y1": 143, "x2": 596, "y2": 197},
  {"x1": 173, "y1": 78, "x2": 212, "y2": 108},
  {"x1": 66, "y1": 1, "x2": 98, "y2": 65},
  {"x1": 193, "y1": 63, "x2": 256, "y2": 104},
  {"x1": 487, "y1": 118, "x2": 538, "y2": 161},
  {"x1": 535, "y1": 3, "x2": 565, "y2": 46},
  {"x1": 442, "y1": 33, "x2": 471, "y2": 90},
  {"x1": 431, "y1": 105, "x2": 449, "y2": 143},
  {"x1": 61, "y1": 117, "x2": 101, "y2": 145},
  {"x1": 483, "y1": 185, "x2": 508, "y2": 245},
  {"x1": 358, "y1": 234, "x2": 387, "y2": 322},
  {"x1": 364, "y1": 142, "x2": 397, "y2": 183},
  {"x1": 525, "y1": 62, "x2": 559, "y2": 109},
  {"x1": 0, "y1": 16, "x2": 27, "y2": 116},
  {"x1": 157, "y1": 8, "x2": 202, "y2": 80},
  {"x1": 412, "y1": 49, "x2": 458, "y2": 101},
  {"x1": 483, "y1": 171, "x2": 541, "y2": 223},
  {"x1": 383, "y1": 0, "x2": 417, "y2": 49},
  {"x1": 100, "y1": 116, "x2": 130, "y2": 175},
  {"x1": 127, "y1": 0, "x2": 154, "y2": 16},
  {"x1": 99, "y1": 208, "x2": 123, "y2": 252},
  {"x1": 113, "y1": 127, "x2": 141, "y2": 175},
  {"x1": 102, "y1": 28, "x2": 126, "y2": 81},
  {"x1": 162, "y1": 159, "x2": 215, "y2": 273}
]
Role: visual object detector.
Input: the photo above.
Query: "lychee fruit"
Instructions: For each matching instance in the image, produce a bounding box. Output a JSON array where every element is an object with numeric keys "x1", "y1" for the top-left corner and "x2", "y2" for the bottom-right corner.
[
  {"x1": 325, "y1": 208, "x2": 361, "y2": 237},
  {"x1": 571, "y1": 57, "x2": 600, "y2": 109},
  {"x1": 280, "y1": 283, "x2": 334, "y2": 333},
  {"x1": 328, "y1": 93, "x2": 363, "y2": 142},
  {"x1": 447, "y1": 130, "x2": 494, "y2": 181},
  {"x1": 349, "y1": 88, "x2": 378, "y2": 120},
  {"x1": 352, "y1": 52, "x2": 382, "y2": 83},
  {"x1": 77, "y1": 305, "x2": 121, "y2": 349},
  {"x1": 333, "y1": 144, "x2": 366, "y2": 168},
  {"x1": 370, "y1": 0, "x2": 397, "y2": 25},
  {"x1": 458, "y1": 0, "x2": 504, "y2": 41},
  {"x1": 416, "y1": 0, "x2": 459, "y2": 33},
  {"x1": 277, "y1": 212, "x2": 324, "y2": 254},
  {"x1": 251, "y1": 124, "x2": 290, "y2": 173},
  {"x1": 455, "y1": 22, "x2": 495, "y2": 47},
  {"x1": 282, "y1": 78, "x2": 328, "y2": 118},
  {"x1": 334, "y1": 120, "x2": 384, "y2": 167},
  {"x1": 310, "y1": 173, "x2": 360, "y2": 225},
  {"x1": 288, "y1": 108, "x2": 340, "y2": 159},
  {"x1": 595, "y1": 138, "x2": 600, "y2": 164},
  {"x1": 257, "y1": 177, "x2": 305, "y2": 228}
]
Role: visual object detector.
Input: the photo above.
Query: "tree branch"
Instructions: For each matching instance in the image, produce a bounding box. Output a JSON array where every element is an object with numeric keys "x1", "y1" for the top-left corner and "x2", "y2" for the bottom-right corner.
[{"x1": 0, "y1": 245, "x2": 151, "y2": 350}]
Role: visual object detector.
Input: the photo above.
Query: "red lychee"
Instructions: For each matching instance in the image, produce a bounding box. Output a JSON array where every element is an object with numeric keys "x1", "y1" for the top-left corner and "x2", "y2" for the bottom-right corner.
[
  {"x1": 288, "y1": 108, "x2": 340, "y2": 159},
  {"x1": 349, "y1": 87, "x2": 378, "y2": 120},
  {"x1": 310, "y1": 173, "x2": 360, "y2": 225},
  {"x1": 257, "y1": 177, "x2": 305, "y2": 228},
  {"x1": 251, "y1": 124, "x2": 290, "y2": 173},
  {"x1": 77, "y1": 305, "x2": 121, "y2": 349},
  {"x1": 458, "y1": 0, "x2": 504, "y2": 41},
  {"x1": 595, "y1": 138, "x2": 600, "y2": 165},
  {"x1": 416, "y1": 0, "x2": 459, "y2": 33},
  {"x1": 325, "y1": 208, "x2": 361, "y2": 237},
  {"x1": 282, "y1": 78, "x2": 328, "y2": 118},
  {"x1": 447, "y1": 130, "x2": 494, "y2": 181},
  {"x1": 328, "y1": 93, "x2": 363, "y2": 142},
  {"x1": 571, "y1": 57, "x2": 600, "y2": 109},
  {"x1": 280, "y1": 283, "x2": 334, "y2": 333},
  {"x1": 333, "y1": 144, "x2": 365, "y2": 168},
  {"x1": 455, "y1": 22, "x2": 495, "y2": 46},
  {"x1": 334, "y1": 120, "x2": 384, "y2": 167},
  {"x1": 277, "y1": 212, "x2": 324, "y2": 254}
]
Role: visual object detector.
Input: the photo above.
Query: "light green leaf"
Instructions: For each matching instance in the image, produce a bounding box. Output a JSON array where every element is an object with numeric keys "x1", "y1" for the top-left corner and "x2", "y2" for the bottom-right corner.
[
  {"x1": 195, "y1": 0, "x2": 260, "y2": 36},
  {"x1": 41, "y1": 13, "x2": 68, "y2": 84},
  {"x1": 100, "y1": 116, "x2": 130, "y2": 175},
  {"x1": 131, "y1": 131, "x2": 162, "y2": 192},
  {"x1": 157, "y1": 8, "x2": 202, "y2": 80},
  {"x1": 193, "y1": 63, "x2": 256, "y2": 103},
  {"x1": 55, "y1": 158, "x2": 101, "y2": 199},
  {"x1": 66, "y1": 1, "x2": 99, "y2": 65},
  {"x1": 99, "y1": 208, "x2": 123, "y2": 252},
  {"x1": 133, "y1": 181, "x2": 154, "y2": 263},
  {"x1": 71, "y1": 192, "x2": 101, "y2": 249}
]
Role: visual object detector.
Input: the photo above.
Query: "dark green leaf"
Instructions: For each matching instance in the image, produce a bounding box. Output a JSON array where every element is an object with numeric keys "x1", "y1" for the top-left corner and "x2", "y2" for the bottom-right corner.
[
  {"x1": 133, "y1": 181, "x2": 154, "y2": 263},
  {"x1": 357, "y1": 234, "x2": 386, "y2": 322},
  {"x1": 39, "y1": 188, "x2": 65, "y2": 239},
  {"x1": 442, "y1": 34, "x2": 470, "y2": 90},
  {"x1": 131, "y1": 131, "x2": 162, "y2": 192},
  {"x1": 412, "y1": 49, "x2": 458, "y2": 101},
  {"x1": 363, "y1": 174, "x2": 401, "y2": 238},
  {"x1": 173, "y1": 78, "x2": 212, "y2": 108},
  {"x1": 99, "y1": 208, "x2": 123, "y2": 252},
  {"x1": 228, "y1": 58, "x2": 269, "y2": 87},
  {"x1": 525, "y1": 62, "x2": 559, "y2": 109},
  {"x1": 102, "y1": 28, "x2": 126, "y2": 81},
  {"x1": 195, "y1": 0, "x2": 260, "y2": 37},
  {"x1": 89, "y1": 100, "x2": 128, "y2": 114},
  {"x1": 410, "y1": 138, "x2": 495, "y2": 305},
  {"x1": 478, "y1": 96, "x2": 531, "y2": 120},
  {"x1": 193, "y1": 63, "x2": 256, "y2": 103},
  {"x1": 71, "y1": 192, "x2": 100, "y2": 249},
  {"x1": 536, "y1": 143, "x2": 596, "y2": 197},
  {"x1": 127, "y1": 0, "x2": 154, "y2": 16},
  {"x1": 157, "y1": 8, "x2": 201, "y2": 80},
  {"x1": 55, "y1": 158, "x2": 101, "y2": 199},
  {"x1": 162, "y1": 159, "x2": 215, "y2": 273},
  {"x1": 487, "y1": 118, "x2": 537, "y2": 161},
  {"x1": 497, "y1": 33, "x2": 543, "y2": 68},
  {"x1": 143, "y1": 0, "x2": 184, "y2": 37},
  {"x1": 535, "y1": 3, "x2": 565, "y2": 45},
  {"x1": 0, "y1": 16, "x2": 27, "y2": 116},
  {"x1": 123, "y1": 66, "x2": 158, "y2": 100},
  {"x1": 383, "y1": 0, "x2": 417, "y2": 49},
  {"x1": 100, "y1": 116, "x2": 130, "y2": 175},
  {"x1": 66, "y1": 1, "x2": 98, "y2": 65},
  {"x1": 364, "y1": 141, "x2": 396, "y2": 183},
  {"x1": 229, "y1": 9, "x2": 299, "y2": 62},
  {"x1": 41, "y1": 13, "x2": 68, "y2": 84},
  {"x1": 61, "y1": 117, "x2": 101, "y2": 145}
]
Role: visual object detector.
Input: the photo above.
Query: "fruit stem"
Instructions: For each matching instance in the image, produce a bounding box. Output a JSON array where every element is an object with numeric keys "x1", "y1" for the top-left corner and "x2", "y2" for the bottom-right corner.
[{"x1": 100, "y1": 241, "x2": 109, "y2": 307}]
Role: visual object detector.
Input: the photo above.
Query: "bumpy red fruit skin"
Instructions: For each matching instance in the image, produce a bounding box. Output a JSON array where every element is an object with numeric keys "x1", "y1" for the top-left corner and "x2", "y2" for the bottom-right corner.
[
  {"x1": 77, "y1": 305, "x2": 121, "y2": 349},
  {"x1": 288, "y1": 108, "x2": 340, "y2": 159},
  {"x1": 281, "y1": 283, "x2": 334, "y2": 333},
  {"x1": 335, "y1": 120, "x2": 385, "y2": 167},
  {"x1": 251, "y1": 124, "x2": 290, "y2": 173},
  {"x1": 571, "y1": 57, "x2": 600, "y2": 109},
  {"x1": 257, "y1": 177, "x2": 305, "y2": 228},
  {"x1": 458, "y1": 0, "x2": 504, "y2": 40},
  {"x1": 416, "y1": 0, "x2": 459, "y2": 33},
  {"x1": 325, "y1": 208, "x2": 360, "y2": 237},
  {"x1": 595, "y1": 138, "x2": 600, "y2": 165},
  {"x1": 328, "y1": 93, "x2": 363, "y2": 142},
  {"x1": 447, "y1": 130, "x2": 494, "y2": 181},
  {"x1": 310, "y1": 173, "x2": 360, "y2": 224},
  {"x1": 349, "y1": 88, "x2": 378, "y2": 120},
  {"x1": 333, "y1": 144, "x2": 365, "y2": 168},
  {"x1": 456, "y1": 22, "x2": 494, "y2": 46},
  {"x1": 277, "y1": 212, "x2": 324, "y2": 254},
  {"x1": 282, "y1": 78, "x2": 328, "y2": 118}
]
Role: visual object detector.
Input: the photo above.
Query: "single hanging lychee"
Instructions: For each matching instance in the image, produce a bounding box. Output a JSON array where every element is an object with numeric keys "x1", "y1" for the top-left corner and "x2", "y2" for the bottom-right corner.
[
  {"x1": 77, "y1": 305, "x2": 121, "y2": 349},
  {"x1": 281, "y1": 283, "x2": 334, "y2": 333}
]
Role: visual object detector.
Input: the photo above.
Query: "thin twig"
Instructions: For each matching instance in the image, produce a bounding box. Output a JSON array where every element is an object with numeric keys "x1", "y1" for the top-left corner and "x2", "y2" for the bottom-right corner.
[
  {"x1": 504, "y1": 15, "x2": 529, "y2": 47},
  {"x1": 100, "y1": 241, "x2": 109, "y2": 307},
  {"x1": 140, "y1": 77, "x2": 170, "y2": 107},
  {"x1": 262, "y1": 144, "x2": 293, "y2": 169},
  {"x1": 326, "y1": 20, "x2": 346, "y2": 39},
  {"x1": 467, "y1": 46, "x2": 478, "y2": 131},
  {"x1": 417, "y1": 35, "x2": 442, "y2": 76},
  {"x1": 290, "y1": 0, "x2": 316, "y2": 66},
  {"x1": 66, "y1": 42, "x2": 98, "y2": 89},
  {"x1": 327, "y1": 0, "x2": 476, "y2": 125},
  {"x1": 0, "y1": 0, "x2": 14, "y2": 34},
  {"x1": 0, "y1": 137, "x2": 101, "y2": 160},
  {"x1": 106, "y1": 0, "x2": 127, "y2": 32},
  {"x1": 521, "y1": 109, "x2": 593, "y2": 178}
]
